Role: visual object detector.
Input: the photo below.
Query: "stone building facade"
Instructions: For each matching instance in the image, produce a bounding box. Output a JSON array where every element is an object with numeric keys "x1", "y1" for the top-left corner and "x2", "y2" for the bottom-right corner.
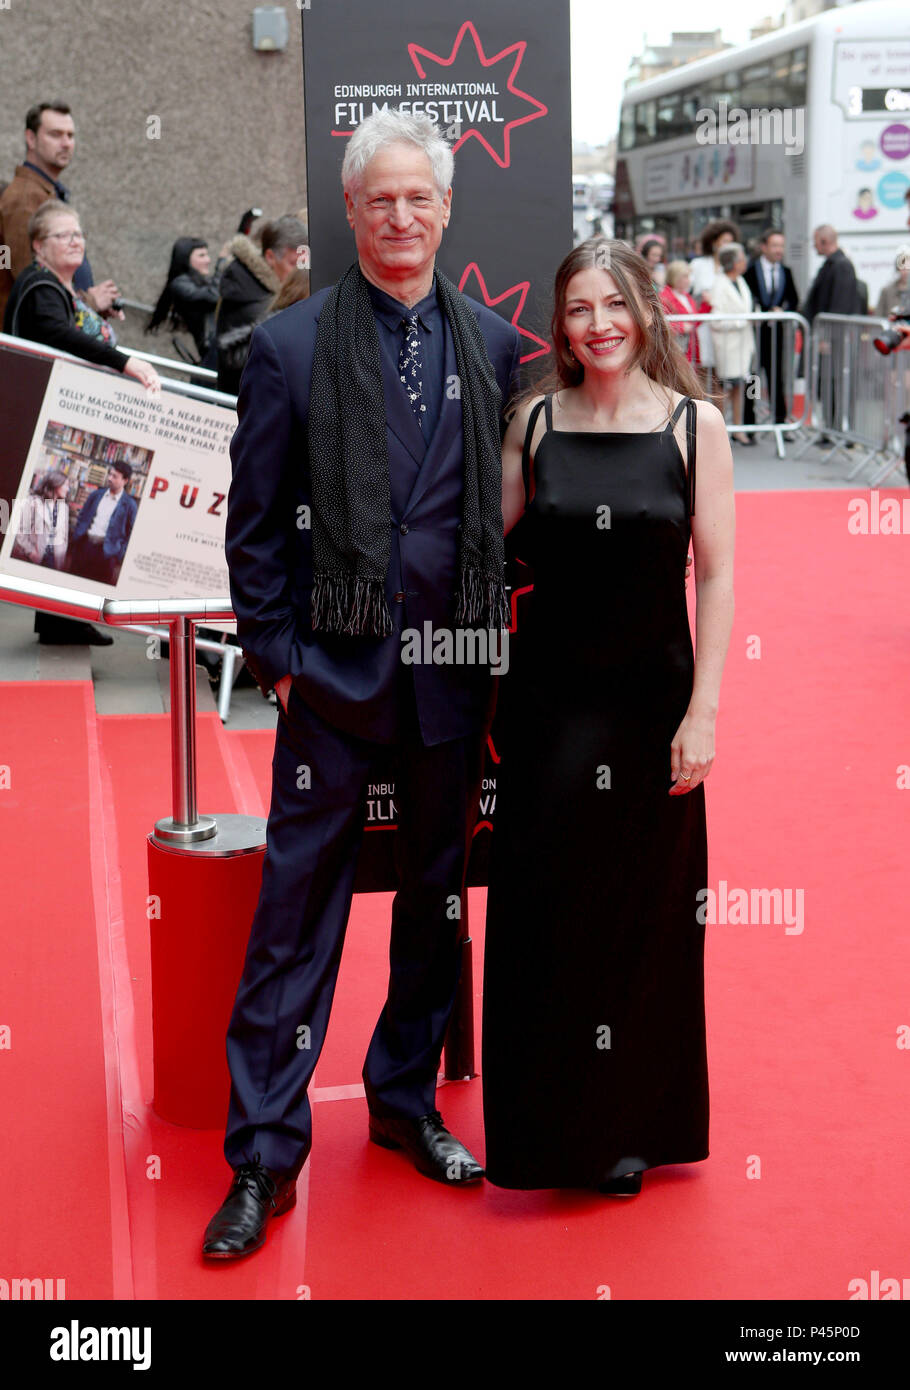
[{"x1": 0, "y1": 0, "x2": 308, "y2": 354}]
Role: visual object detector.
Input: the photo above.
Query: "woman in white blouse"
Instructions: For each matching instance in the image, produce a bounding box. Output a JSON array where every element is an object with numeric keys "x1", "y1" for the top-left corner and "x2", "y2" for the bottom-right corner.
[
  {"x1": 707, "y1": 243, "x2": 755, "y2": 446},
  {"x1": 688, "y1": 219, "x2": 738, "y2": 376}
]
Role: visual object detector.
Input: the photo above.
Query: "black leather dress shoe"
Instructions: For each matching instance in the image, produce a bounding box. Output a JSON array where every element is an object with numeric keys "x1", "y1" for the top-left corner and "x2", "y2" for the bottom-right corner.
[
  {"x1": 202, "y1": 1154, "x2": 296, "y2": 1260},
  {"x1": 597, "y1": 1171, "x2": 643, "y2": 1196},
  {"x1": 369, "y1": 1108, "x2": 484, "y2": 1185},
  {"x1": 36, "y1": 615, "x2": 114, "y2": 645}
]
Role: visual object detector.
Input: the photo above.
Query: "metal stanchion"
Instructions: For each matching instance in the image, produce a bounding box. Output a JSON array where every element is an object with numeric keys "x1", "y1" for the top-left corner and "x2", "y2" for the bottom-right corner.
[
  {"x1": 102, "y1": 598, "x2": 267, "y2": 1126},
  {"x1": 797, "y1": 314, "x2": 900, "y2": 478},
  {"x1": 153, "y1": 615, "x2": 215, "y2": 843},
  {"x1": 666, "y1": 309, "x2": 811, "y2": 455}
]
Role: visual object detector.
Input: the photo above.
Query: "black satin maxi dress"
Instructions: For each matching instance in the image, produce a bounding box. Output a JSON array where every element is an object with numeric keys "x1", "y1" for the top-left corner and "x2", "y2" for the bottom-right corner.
[{"x1": 481, "y1": 393, "x2": 709, "y2": 1189}]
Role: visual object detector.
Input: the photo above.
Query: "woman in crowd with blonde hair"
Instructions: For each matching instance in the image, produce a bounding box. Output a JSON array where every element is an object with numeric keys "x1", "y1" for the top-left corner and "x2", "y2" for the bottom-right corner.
[
  {"x1": 660, "y1": 259, "x2": 701, "y2": 366},
  {"x1": 4, "y1": 200, "x2": 159, "y2": 390}
]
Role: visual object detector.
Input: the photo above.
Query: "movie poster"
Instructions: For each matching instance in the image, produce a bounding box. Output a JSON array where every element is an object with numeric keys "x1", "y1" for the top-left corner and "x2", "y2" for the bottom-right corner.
[{"x1": 0, "y1": 359, "x2": 236, "y2": 616}]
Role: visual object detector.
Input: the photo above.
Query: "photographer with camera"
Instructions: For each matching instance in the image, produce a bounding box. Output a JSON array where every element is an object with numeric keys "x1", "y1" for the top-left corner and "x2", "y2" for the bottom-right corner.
[
  {"x1": 875, "y1": 254, "x2": 909, "y2": 320},
  {"x1": 872, "y1": 247, "x2": 910, "y2": 354},
  {"x1": 872, "y1": 245, "x2": 910, "y2": 486}
]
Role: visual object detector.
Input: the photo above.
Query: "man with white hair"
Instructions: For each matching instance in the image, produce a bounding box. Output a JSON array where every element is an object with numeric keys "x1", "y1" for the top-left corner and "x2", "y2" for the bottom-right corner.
[{"x1": 203, "y1": 109, "x2": 521, "y2": 1259}]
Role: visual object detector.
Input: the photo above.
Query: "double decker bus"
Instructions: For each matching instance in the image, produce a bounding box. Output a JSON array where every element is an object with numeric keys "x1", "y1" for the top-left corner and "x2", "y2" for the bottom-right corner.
[{"x1": 614, "y1": 0, "x2": 910, "y2": 307}]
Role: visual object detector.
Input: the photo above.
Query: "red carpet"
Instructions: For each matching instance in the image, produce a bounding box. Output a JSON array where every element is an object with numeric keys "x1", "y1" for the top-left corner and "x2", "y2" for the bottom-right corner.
[
  {"x1": 0, "y1": 683, "x2": 119, "y2": 1299},
  {"x1": 2, "y1": 488, "x2": 908, "y2": 1299}
]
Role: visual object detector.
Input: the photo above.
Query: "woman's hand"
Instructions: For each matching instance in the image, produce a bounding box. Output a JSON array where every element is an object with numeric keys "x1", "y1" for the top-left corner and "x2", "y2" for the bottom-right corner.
[
  {"x1": 84, "y1": 279, "x2": 121, "y2": 315},
  {"x1": 124, "y1": 357, "x2": 161, "y2": 394},
  {"x1": 669, "y1": 708, "x2": 715, "y2": 794}
]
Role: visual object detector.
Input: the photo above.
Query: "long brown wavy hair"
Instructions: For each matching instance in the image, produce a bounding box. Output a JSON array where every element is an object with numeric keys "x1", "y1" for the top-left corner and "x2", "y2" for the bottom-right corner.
[{"x1": 512, "y1": 237, "x2": 704, "y2": 416}]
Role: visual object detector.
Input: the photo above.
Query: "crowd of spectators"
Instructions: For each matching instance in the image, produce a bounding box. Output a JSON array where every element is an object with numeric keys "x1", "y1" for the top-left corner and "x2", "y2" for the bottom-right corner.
[
  {"x1": 0, "y1": 99, "x2": 310, "y2": 394},
  {"x1": 631, "y1": 217, "x2": 879, "y2": 443},
  {"x1": 0, "y1": 97, "x2": 310, "y2": 650}
]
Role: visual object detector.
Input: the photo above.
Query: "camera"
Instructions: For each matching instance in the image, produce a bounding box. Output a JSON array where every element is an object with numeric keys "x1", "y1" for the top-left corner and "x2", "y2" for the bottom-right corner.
[
  {"x1": 873, "y1": 253, "x2": 910, "y2": 354},
  {"x1": 873, "y1": 306, "x2": 909, "y2": 354}
]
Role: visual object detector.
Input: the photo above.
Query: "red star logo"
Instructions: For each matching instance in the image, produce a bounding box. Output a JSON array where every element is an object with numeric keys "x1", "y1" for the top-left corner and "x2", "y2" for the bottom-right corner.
[
  {"x1": 457, "y1": 261, "x2": 550, "y2": 364},
  {"x1": 408, "y1": 21, "x2": 548, "y2": 168}
]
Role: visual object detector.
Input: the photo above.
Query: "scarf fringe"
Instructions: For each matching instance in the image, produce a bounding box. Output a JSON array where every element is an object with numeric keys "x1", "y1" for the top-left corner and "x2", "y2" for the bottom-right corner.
[
  {"x1": 455, "y1": 566, "x2": 510, "y2": 630},
  {"x1": 312, "y1": 573, "x2": 393, "y2": 637}
]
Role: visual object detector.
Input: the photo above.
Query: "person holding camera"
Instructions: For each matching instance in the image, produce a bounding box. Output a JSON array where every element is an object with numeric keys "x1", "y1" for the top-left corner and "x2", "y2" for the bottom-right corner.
[
  {"x1": 4, "y1": 199, "x2": 159, "y2": 388},
  {"x1": 875, "y1": 248, "x2": 910, "y2": 320},
  {"x1": 872, "y1": 247, "x2": 910, "y2": 485}
]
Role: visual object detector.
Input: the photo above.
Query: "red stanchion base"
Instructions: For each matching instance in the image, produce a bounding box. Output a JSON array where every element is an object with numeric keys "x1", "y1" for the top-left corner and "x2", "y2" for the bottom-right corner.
[{"x1": 147, "y1": 823, "x2": 265, "y2": 1128}]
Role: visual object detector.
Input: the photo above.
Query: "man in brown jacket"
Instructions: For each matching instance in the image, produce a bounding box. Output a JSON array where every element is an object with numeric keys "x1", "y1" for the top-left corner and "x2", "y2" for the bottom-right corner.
[{"x1": 0, "y1": 100, "x2": 119, "y2": 323}]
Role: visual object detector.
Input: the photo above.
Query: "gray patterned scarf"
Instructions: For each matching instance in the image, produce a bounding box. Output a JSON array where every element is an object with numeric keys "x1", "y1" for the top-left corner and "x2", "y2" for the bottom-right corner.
[{"x1": 307, "y1": 261, "x2": 509, "y2": 636}]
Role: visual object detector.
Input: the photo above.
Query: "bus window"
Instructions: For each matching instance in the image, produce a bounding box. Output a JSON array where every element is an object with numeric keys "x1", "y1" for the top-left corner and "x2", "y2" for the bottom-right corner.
[
  {"x1": 787, "y1": 46, "x2": 808, "y2": 105},
  {"x1": 620, "y1": 104, "x2": 636, "y2": 152},
  {"x1": 635, "y1": 99, "x2": 657, "y2": 145},
  {"x1": 707, "y1": 69, "x2": 741, "y2": 109},
  {"x1": 741, "y1": 62, "x2": 774, "y2": 108},
  {"x1": 680, "y1": 89, "x2": 700, "y2": 132},
  {"x1": 656, "y1": 91, "x2": 681, "y2": 140}
]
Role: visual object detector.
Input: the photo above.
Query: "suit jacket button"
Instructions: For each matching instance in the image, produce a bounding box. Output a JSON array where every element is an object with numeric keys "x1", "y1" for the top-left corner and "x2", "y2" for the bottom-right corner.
[
  {"x1": 399, "y1": 522, "x2": 409, "y2": 534},
  {"x1": 393, "y1": 591, "x2": 405, "y2": 602}
]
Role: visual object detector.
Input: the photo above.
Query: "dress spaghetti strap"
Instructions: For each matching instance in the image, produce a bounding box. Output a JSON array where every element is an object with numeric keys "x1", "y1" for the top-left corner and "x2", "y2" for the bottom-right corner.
[
  {"x1": 665, "y1": 396, "x2": 688, "y2": 432},
  {"x1": 665, "y1": 396, "x2": 696, "y2": 516},
  {"x1": 520, "y1": 397, "x2": 548, "y2": 499}
]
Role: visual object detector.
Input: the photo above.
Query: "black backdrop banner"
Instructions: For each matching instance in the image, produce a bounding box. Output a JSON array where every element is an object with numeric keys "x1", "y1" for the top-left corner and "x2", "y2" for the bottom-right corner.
[
  {"x1": 300, "y1": 0, "x2": 572, "y2": 368},
  {"x1": 300, "y1": 2, "x2": 572, "y2": 892}
]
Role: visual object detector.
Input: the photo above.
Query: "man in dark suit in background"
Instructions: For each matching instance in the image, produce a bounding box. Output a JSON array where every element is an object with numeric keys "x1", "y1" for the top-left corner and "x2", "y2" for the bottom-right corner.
[
  {"x1": 203, "y1": 109, "x2": 521, "y2": 1260},
  {"x1": 743, "y1": 228, "x2": 799, "y2": 429},
  {"x1": 802, "y1": 225, "x2": 862, "y2": 440}
]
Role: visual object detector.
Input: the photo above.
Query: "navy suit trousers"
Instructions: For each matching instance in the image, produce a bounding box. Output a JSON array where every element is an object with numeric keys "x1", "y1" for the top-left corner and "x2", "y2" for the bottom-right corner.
[{"x1": 223, "y1": 672, "x2": 488, "y2": 1179}]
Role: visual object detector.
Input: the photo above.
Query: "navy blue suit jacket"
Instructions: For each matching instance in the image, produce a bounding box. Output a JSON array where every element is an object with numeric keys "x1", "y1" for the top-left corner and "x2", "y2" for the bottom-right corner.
[
  {"x1": 225, "y1": 278, "x2": 522, "y2": 745},
  {"x1": 744, "y1": 260, "x2": 798, "y2": 313},
  {"x1": 73, "y1": 486, "x2": 137, "y2": 562}
]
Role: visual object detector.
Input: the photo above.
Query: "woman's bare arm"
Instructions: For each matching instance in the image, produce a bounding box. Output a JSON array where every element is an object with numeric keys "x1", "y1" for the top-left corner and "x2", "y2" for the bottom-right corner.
[
  {"x1": 501, "y1": 396, "x2": 544, "y2": 535},
  {"x1": 669, "y1": 398, "x2": 735, "y2": 792}
]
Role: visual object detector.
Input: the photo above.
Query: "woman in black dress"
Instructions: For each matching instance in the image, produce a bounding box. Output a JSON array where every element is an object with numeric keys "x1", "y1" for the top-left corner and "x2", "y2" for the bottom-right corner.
[{"x1": 482, "y1": 238, "x2": 735, "y2": 1195}]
